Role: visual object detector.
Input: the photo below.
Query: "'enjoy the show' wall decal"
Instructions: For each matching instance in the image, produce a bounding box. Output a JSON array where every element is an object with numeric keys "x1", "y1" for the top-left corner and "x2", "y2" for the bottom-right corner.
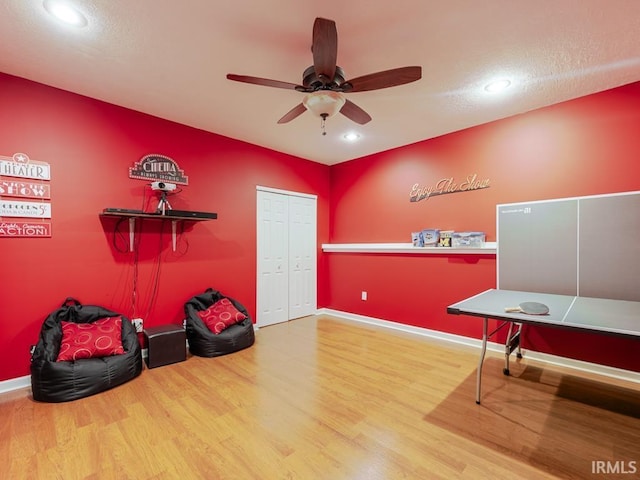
[{"x1": 409, "y1": 174, "x2": 490, "y2": 203}]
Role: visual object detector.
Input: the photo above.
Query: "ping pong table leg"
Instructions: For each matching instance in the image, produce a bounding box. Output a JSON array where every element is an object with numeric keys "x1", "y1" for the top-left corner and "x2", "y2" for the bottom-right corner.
[
  {"x1": 516, "y1": 323, "x2": 524, "y2": 359},
  {"x1": 504, "y1": 322, "x2": 514, "y2": 375},
  {"x1": 504, "y1": 322, "x2": 523, "y2": 375},
  {"x1": 476, "y1": 316, "x2": 488, "y2": 404}
]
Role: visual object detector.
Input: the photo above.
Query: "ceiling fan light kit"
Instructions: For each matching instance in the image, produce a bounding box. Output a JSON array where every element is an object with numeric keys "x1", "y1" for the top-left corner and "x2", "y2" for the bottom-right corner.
[
  {"x1": 302, "y1": 91, "x2": 345, "y2": 118},
  {"x1": 303, "y1": 91, "x2": 346, "y2": 135},
  {"x1": 226, "y1": 17, "x2": 422, "y2": 134}
]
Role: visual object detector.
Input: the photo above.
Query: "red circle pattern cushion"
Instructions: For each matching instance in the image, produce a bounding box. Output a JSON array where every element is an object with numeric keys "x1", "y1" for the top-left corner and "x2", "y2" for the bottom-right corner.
[
  {"x1": 57, "y1": 316, "x2": 125, "y2": 362},
  {"x1": 197, "y1": 298, "x2": 247, "y2": 334}
]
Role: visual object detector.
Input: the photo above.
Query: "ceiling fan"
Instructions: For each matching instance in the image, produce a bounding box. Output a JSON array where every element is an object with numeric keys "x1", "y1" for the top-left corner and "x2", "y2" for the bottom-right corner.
[{"x1": 226, "y1": 17, "x2": 422, "y2": 132}]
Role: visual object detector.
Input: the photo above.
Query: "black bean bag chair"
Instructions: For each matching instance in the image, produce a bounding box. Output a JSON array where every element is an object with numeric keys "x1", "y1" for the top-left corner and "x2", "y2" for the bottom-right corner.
[
  {"x1": 30, "y1": 298, "x2": 143, "y2": 402},
  {"x1": 184, "y1": 288, "x2": 255, "y2": 357}
]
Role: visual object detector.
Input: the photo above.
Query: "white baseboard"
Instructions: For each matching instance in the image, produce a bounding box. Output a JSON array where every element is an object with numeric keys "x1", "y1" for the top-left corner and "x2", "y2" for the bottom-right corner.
[
  {"x1": 0, "y1": 375, "x2": 31, "y2": 395},
  {"x1": 318, "y1": 308, "x2": 640, "y2": 385}
]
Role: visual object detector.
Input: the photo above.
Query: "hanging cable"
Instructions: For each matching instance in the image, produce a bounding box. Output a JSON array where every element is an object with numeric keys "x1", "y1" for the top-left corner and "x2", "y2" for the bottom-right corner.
[{"x1": 130, "y1": 217, "x2": 142, "y2": 319}]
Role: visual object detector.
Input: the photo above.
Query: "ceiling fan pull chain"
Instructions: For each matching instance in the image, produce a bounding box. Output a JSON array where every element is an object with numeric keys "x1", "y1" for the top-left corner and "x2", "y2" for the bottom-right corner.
[{"x1": 321, "y1": 113, "x2": 328, "y2": 135}]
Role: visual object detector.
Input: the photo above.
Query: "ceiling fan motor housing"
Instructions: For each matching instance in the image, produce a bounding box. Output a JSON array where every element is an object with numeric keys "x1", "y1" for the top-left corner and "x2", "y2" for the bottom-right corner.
[{"x1": 301, "y1": 65, "x2": 349, "y2": 91}]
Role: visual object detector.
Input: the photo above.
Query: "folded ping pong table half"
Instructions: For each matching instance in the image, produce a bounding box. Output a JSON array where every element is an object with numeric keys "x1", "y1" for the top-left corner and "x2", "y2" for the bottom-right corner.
[{"x1": 447, "y1": 288, "x2": 640, "y2": 404}]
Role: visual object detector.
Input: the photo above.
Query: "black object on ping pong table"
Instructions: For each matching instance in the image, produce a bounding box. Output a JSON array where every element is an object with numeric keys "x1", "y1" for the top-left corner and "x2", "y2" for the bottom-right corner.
[{"x1": 504, "y1": 301, "x2": 549, "y2": 315}]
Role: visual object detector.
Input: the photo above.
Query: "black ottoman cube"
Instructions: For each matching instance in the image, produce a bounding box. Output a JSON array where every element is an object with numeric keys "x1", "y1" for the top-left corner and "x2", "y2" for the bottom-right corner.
[{"x1": 144, "y1": 324, "x2": 186, "y2": 368}]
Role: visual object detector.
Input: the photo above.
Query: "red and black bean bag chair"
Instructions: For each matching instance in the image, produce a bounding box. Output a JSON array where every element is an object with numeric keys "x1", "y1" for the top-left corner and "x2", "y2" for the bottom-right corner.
[
  {"x1": 30, "y1": 298, "x2": 143, "y2": 402},
  {"x1": 184, "y1": 288, "x2": 255, "y2": 357}
]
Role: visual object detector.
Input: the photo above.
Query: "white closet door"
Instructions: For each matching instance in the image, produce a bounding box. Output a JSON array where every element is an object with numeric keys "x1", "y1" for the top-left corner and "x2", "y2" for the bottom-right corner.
[
  {"x1": 288, "y1": 195, "x2": 317, "y2": 319},
  {"x1": 256, "y1": 191, "x2": 289, "y2": 327},
  {"x1": 256, "y1": 188, "x2": 317, "y2": 327}
]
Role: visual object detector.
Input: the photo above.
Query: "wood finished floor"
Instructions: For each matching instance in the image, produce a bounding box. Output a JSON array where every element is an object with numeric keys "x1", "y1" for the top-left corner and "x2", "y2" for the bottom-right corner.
[{"x1": 1, "y1": 315, "x2": 639, "y2": 479}]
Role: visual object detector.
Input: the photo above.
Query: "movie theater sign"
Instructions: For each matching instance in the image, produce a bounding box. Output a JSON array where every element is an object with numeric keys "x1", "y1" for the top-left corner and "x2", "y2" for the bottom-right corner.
[
  {"x1": 0, "y1": 153, "x2": 52, "y2": 238},
  {"x1": 0, "y1": 152, "x2": 50, "y2": 180}
]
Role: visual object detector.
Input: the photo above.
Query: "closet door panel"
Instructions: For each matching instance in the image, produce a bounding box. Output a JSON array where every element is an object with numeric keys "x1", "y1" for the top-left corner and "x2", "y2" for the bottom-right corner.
[
  {"x1": 257, "y1": 191, "x2": 289, "y2": 327},
  {"x1": 289, "y1": 195, "x2": 317, "y2": 319}
]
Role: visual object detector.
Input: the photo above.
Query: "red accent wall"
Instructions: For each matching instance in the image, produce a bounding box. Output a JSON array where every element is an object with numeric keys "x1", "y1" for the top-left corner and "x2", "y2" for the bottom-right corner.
[
  {"x1": 0, "y1": 72, "x2": 330, "y2": 382},
  {"x1": 328, "y1": 82, "x2": 640, "y2": 372}
]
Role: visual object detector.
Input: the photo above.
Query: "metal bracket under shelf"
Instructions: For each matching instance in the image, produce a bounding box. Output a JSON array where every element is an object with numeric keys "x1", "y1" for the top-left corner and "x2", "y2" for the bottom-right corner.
[{"x1": 125, "y1": 217, "x2": 180, "y2": 252}]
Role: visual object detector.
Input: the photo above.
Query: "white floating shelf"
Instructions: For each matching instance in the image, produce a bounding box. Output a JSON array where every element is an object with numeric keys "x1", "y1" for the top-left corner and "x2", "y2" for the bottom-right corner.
[{"x1": 321, "y1": 242, "x2": 497, "y2": 255}]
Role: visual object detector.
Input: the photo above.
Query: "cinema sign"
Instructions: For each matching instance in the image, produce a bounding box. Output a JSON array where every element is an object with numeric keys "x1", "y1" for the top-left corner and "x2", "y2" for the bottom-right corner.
[{"x1": 129, "y1": 154, "x2": 188, "y2": 184}]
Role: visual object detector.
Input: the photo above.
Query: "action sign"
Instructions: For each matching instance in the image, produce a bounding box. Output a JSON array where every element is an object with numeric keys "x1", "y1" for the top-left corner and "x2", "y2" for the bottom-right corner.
[{"x1": 0, "y1": 221, "x2": 51, "y2": 238}]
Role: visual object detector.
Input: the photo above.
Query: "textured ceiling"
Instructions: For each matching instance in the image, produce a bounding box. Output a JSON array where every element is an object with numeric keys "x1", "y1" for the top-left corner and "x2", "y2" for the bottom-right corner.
[{"x1": 1, "y1": 1, "x2": 639, "y2": 165}]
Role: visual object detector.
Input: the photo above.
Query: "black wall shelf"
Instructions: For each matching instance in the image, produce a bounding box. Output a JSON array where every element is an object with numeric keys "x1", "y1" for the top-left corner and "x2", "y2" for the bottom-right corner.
[{"x1": 100, "y1": 208, "x2": 217, "y2": 251}]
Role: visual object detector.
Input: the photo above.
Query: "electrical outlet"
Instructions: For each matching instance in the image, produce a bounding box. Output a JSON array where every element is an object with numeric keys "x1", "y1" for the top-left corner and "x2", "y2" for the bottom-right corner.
[
  {"x1": 132, "y1": 318, "x2": 143, "y2": 333},
  {"x1": 361, "y1": 291, "x2": 367, "y2": 301}
]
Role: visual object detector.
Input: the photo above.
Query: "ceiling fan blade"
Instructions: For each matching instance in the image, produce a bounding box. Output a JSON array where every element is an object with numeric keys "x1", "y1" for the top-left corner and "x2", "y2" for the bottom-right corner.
[
  {"x1": 227, "y1": 74, "x2": 300, "y2": 90},
  {"x1": 312, "y1": 18, "x2": 337, "y2": 82},
  {"x1": 339, "y1": 99, "x2": 372, "y2": 125},
  {"x1": 277, "y1": 103, "x2": 307, "y2": 124},
  {"x1": 344, "y1": 66, "x2": 422, "y2": 92}
]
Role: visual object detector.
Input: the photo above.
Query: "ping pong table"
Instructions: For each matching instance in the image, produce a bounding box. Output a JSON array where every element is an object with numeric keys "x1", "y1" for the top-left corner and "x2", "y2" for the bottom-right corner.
[{"x1": 447, "y1": 288, "x2": 640, "y2": 404}]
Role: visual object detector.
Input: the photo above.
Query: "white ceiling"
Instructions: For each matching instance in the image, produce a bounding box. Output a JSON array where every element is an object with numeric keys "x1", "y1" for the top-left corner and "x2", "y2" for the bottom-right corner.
[{"x1": 1, "y1": 1, "x2": 639, "y2": 166}]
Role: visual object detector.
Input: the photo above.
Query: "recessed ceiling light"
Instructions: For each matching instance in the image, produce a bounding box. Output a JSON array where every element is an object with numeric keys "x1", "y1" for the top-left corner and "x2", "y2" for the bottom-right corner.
[
  {"x1": 43, "y1": 0, "x2": 88, "y2": 27},
  {"x1": 343, "y1": 132, "x2": 361, "y2": 142},
  {"x1": 484, "y1": 79, "x2": 512, "y2": 93}
]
